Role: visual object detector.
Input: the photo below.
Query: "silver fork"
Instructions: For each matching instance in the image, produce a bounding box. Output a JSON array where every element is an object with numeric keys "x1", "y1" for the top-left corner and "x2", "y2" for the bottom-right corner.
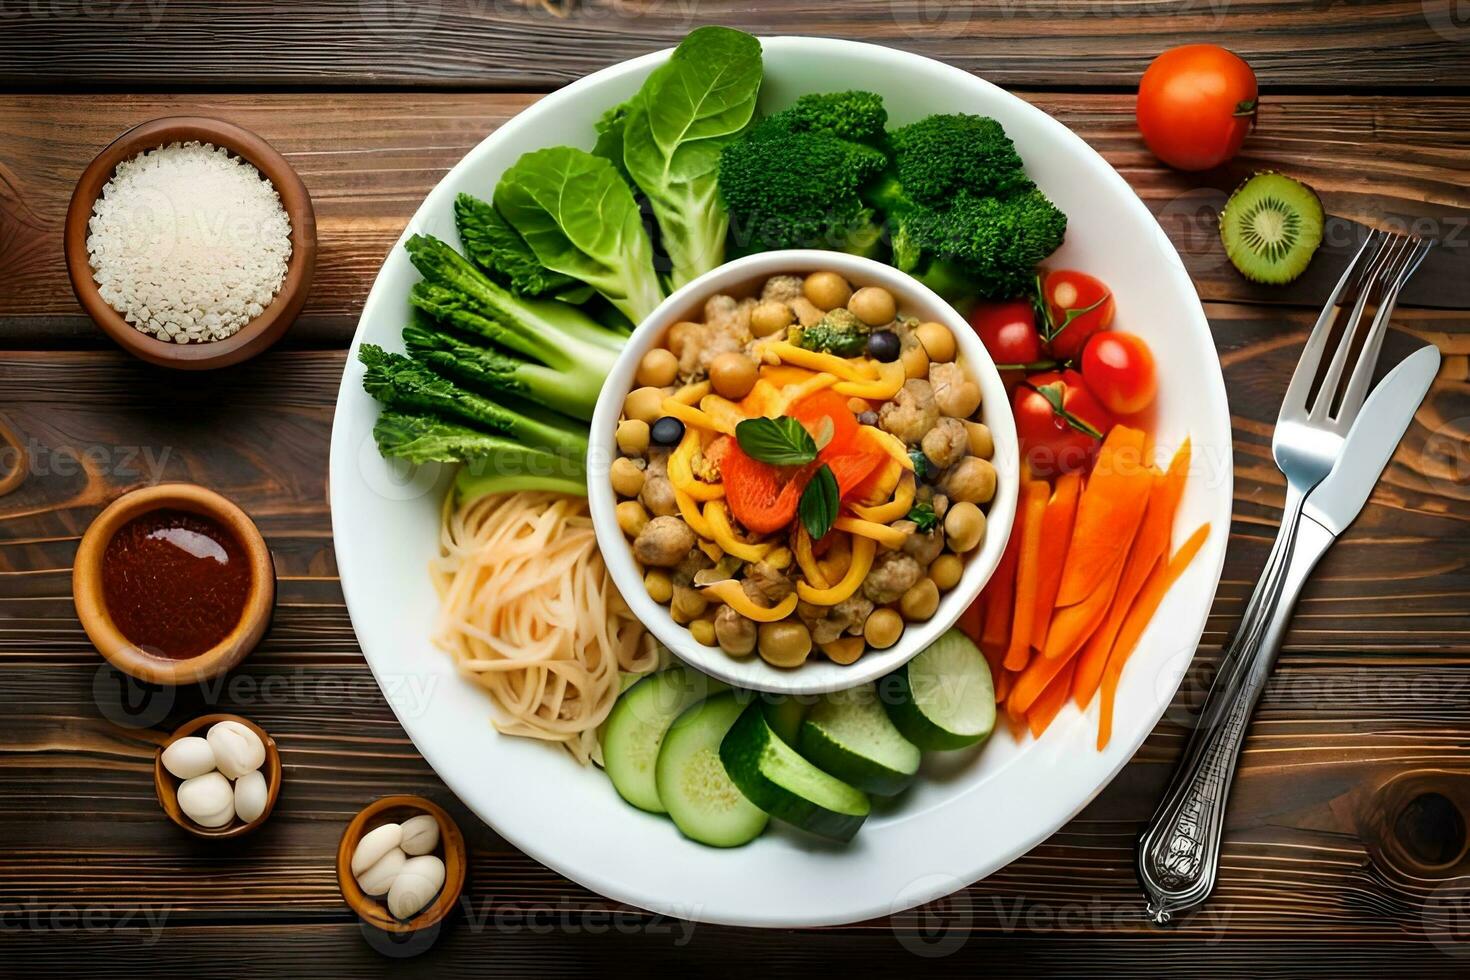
[{"x1": 1136, "y1": 229, "x2": 1432, "y2": 925}]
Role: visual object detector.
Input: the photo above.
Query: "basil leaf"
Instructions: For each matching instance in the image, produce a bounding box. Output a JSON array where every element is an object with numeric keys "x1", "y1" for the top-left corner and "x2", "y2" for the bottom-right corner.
[
  {"x1": 736, "y1": 416, "x2": 818, "y2": 465},
  {"x1": 799, "y1": 464, "x2": 839, "y2": 540}
]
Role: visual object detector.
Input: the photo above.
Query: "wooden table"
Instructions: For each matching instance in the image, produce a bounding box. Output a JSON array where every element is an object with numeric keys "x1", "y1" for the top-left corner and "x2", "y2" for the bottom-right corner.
[{"x1": 2, "y1": 3, "x2": 1468, "y2": 975}]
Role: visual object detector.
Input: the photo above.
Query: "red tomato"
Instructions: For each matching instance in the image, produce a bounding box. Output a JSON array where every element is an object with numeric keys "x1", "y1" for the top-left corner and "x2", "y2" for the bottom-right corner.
[
  {"x1": 1042, "y1": 270, "x2": 1115, "y2": 361},
  {"x1": 1013, "y1": 369, "x2": 1115, "y2": 476},
  {"x1": 967, "y1": 299, "x2": 1044, "y2": 366},
  {"x1": 1137, "y1": 44, "x2": 1258, "y2": 172},
  {"x1": 1081, "y1": 332, "x2": 1158, "y2": 416}
]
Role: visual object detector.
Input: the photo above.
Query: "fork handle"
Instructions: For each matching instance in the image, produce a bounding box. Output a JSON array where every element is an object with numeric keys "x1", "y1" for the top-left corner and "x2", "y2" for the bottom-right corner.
[{"x1": 1136, "y1": 512, "x2": 1336, "y2": 925}]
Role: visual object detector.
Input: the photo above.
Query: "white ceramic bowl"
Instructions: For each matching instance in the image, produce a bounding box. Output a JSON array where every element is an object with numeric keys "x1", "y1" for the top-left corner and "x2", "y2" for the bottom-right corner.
[
  {"x1": 329, "y1": 36, "x2": 1232, "y2": 927},
  {"x1": 588, "y1": 250, "x2": 1019, "y2": 695}
]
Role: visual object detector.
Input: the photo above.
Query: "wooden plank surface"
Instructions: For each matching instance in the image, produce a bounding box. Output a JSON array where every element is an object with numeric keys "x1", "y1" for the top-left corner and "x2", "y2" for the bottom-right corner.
[
  {"x1": 2, "y1": 0, "x2": 1466, "y2": 91},
  {"x1": 2, "y1": 92, "x2": 1467, "y2": 347}
]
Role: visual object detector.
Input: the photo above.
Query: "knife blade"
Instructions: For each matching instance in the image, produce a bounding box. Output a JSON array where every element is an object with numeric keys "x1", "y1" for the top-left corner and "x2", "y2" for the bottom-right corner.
[{"x1": 1302, "y1": 344, "x2": 1440, "y2": 536}]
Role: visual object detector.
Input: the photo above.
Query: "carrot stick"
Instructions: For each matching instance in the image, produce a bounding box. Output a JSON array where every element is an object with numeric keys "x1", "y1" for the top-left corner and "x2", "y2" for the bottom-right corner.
[
  {"x1": 1074, "y1": 439, "x2": 1192, "y2": 707},
  {"x1": 980, "y1": 519, "x2": 1021, "y2": 654},
  {"x1": 1030, "y1": 471, "x2": 1081, "y2": 652},
  {"x1": 957, "y1": 595, "x2": 984, "y2": 648},
  {"x1": 1004, "y1": 480, "x2": 1051, "y2": 671},
  {"x1": 1027, "y1": 660, "x2": 1077, "y2": 739},
  {"x1": 1055, "y1": 425, "x2": 1149, "y2": 607},
  {"x1": 1096, "y1": 521, "x2": 1211, "y2": 750},
  {"x1": 994, "y1": 666, "x2": 1014, "y2": 704}
]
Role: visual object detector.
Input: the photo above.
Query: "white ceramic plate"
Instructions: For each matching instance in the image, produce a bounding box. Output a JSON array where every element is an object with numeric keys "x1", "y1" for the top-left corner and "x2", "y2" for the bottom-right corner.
[{"x1": 329, "y1": 36, "x2": 1232, "y2": 928}]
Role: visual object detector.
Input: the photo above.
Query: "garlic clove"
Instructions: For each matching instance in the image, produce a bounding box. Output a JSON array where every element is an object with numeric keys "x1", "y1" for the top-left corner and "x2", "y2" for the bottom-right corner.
[
  {"x1": 386, "y1": 854, "x2": 446, "y2": 920},
  {"x1": 161, "y1": 736, "x2": 216, "y2": 779},
  {"x1": 177, "y1": 771, "x2": 235, "y2": 828},
  {"x1": 399, "y1": 813, "x2": 440, "y2": 856},
  {"x1": 206, "y1": 720, "x2": 265, "y2": 779},
  {"x1": 350, "y1": 822, "x2": 403, "y2": 876},
  {"x1": 234, "y1": 770, "x2": 269, "y2": 824},
  {"x1": 355, "y1": 846, "x2": 406, "y2": 897}
]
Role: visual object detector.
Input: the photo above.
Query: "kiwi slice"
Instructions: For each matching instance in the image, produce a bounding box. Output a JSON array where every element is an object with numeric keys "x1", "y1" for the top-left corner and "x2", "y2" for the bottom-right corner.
[{"x1": 1219, "y1": 172, "x2": 1325, "y2": 284}]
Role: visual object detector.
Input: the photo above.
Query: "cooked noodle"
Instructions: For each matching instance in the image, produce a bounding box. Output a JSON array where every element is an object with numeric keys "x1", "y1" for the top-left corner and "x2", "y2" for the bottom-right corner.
[{"x1": 431, "y1": 491, "x2": 657, "y2": 764}]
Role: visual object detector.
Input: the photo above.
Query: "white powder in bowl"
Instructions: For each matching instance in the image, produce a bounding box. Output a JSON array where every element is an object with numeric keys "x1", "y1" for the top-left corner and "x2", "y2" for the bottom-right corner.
[{"x1": 86, "y1": 141, "x2": 292, "y2": 344}]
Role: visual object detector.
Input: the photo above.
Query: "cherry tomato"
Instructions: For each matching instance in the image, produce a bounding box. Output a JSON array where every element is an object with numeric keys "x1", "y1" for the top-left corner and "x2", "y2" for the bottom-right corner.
[
  {"x1": 1042, "y1": 270, "x2": 1115, "y2": 361},
  {"x1": 1137, "y1": 44, "x2": 1258, "y2": 172},
  {"x1": 1013, "y1": 369, "x2": 1115, "y2": 476},
  {"x1": 967, "y1": 299, "x2": 1044, "y2": 366},
  {"x1": 1081, "y1": 332, "x2": 1158, "y2": 416}
]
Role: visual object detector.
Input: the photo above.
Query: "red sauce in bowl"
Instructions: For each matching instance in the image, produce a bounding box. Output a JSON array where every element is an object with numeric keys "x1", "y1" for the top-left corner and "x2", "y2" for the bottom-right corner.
[{"x1": 100, "y1": 508, "x2": 252, "y2": 659}]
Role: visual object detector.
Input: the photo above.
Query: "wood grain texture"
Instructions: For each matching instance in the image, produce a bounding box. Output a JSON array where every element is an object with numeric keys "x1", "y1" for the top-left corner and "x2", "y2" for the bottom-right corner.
[
  {"x1": 1, "y1": 0, "x2": 1465, "y2": 91},
  {"x1": 2, "y1": 91, "x2": 1466, "y2": 348}
]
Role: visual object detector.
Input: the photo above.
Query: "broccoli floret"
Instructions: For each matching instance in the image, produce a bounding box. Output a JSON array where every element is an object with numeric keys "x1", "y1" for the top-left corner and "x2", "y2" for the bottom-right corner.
[
  {"x1": 891, "y1": 189, "x2": 1067, "y2": 302},
  {"x1": 791, "y1": 307, "x2": 870, "y2": 356},
  {"x1": 719, "y1": 91, "x2": 890, "y2": 254},
  {"x1": 867, "y1": 113, "x2": 1067, "y2": 302}
]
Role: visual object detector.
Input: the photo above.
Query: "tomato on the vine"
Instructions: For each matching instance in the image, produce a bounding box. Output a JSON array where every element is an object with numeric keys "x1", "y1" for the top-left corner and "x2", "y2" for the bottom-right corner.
[
  {"x1": 1137, "y1": 44, "x2": 1258, "y2": 172},
  {"x1": 1041, "y1": 270, "x2": 1115, "y2": 361},
  {"x1": 968, "y1": 299, "x2": 1044, "y2": 366},
  {"x1": 1081, "y1": 331, "x2": 1157, "y2": 416},
  {"x1": 1013, "y1": 369, "x2": 1115, "y2": 476}
]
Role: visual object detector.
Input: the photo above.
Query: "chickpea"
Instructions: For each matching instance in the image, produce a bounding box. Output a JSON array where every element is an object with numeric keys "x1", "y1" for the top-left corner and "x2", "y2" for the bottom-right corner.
[
  {"x1": 644, "y1": 569, "x2": 673, "y2": 604},
  {"x1": 963, "y1": 420, "x2": 994, "y2": 459},
  {"x1": 616, "y1": 500, "x2": 650, "y2": 538},
  {"x1": 847, "y1": 397, "x2": 870, "y2": 416},
  {"x1": 901, "y1": 341, "x2": 930, "y2": 380},
  {"x1": 690, "y1": 618, "x2": 718, "y2": 647},
  {"x1": 624, "y1": 386, "x2": 665, "y2": 424},
  {"x1": 942, "y1": 457, "x2": 997, "y2": 505},
  {"x1": 790, "y1": 296, "x2": 825, "y2": 327},
  {"x1": 848, "y1": 286, "x2": 896, "y2": 326},
  {"x1": 750, "y1": 301, "x2": 794, "y2": 338},
  {"x1": 666, "y1": 321, "x2": 700, "y2": 358},
  {"x1": 944, "y1": 502, "x2": 986, "y2": 553},
  {"x1": 758, "y1": 621, "x2": 813, "y2": 668},
  {"x1": 616, "y1": 418, "x2": 650, "y2": 456},
  {"x1": 803, "y1": 271, "x2": 852, "y2": 312},
  {"x1": 929, "y1": 553, "x2": 963, "y2": 591},
  {"x1": 715, "y1": 605, "x2": 757, "y2": 657},
  {"x1": 915, "y1": 321, "x2": 956, "y2": 362},
  {"x1": 863, "y1": 608, "x2": 903, "y2": 650},
  {"x1": 636, "y1": 348, "x2": 679, "y2": 388},
  {"x1": 820, "y1": 637, "x2": 865, "y2": 665},
  {"x1": 670, "y1": 585, "x2": 708, "y2": 625},
  {"x1": 609, "y1": 456, "x2": 646, "y2": 497},
  {"x1": 709, "y1": 352, "x2": 758, "y2": 400},
  {"x1": 899, "y1": 578, "x2": 940, "y2": 621}
]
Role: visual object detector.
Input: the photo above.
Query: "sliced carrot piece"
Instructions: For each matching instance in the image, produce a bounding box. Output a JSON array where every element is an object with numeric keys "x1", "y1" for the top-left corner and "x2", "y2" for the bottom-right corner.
[
  {"x1": 1030, "y1": 471, "x2": 1081, "y2": 652},
  {"x1": 957, "y1": 595, "x2": 984, "y2": 648},
  {"x1": 1004, "y1": 480, "x2": 1051, "y2": 671},
  {"x1": 1096, "y1": 521, "x2": 1211, "y2": 750},
  {"x1": 1043, "y1": 543, "x2": 1129, "y2": 663},
  {"x1": 1027, "y1": 660, "x2": 1077, "y2": 739},
  {"x1": 980, "y1": 522, "x2": 1021, "y2": 653},
  {"x1": 1075, "y1": 439, "x2": 1192, "y2": 707},
  {"x1": 1055, "y1": 425, "x2": 1149, "y2": 607},
  {"x1": 994, "y1": 666, "x2": 1014, "y2": 705}
]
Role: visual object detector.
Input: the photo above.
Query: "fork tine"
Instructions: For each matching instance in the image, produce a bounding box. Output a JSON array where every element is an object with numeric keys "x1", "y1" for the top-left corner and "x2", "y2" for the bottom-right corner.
[
  {"x1": 1308, "y1": 232, "x2": 1407, "y2": 422},
  {"x1": 1278, "y1": 229, "x2": 1387, "y2": 423},
  {"x1": 1334, "y1": 237, "x2": 1433, "y2": 423}
]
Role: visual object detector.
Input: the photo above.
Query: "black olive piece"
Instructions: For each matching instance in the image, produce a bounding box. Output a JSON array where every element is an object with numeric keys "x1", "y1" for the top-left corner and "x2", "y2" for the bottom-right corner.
[
  {"x1": 866, "y1": 330, "x2": 901, "y2": 363},
  {"x1": 649, "y1": 416, "x2": 686, "y2": 447}
]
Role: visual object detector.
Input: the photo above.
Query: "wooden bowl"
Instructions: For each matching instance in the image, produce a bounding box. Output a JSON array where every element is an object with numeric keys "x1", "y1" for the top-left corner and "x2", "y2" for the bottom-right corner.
[
  {"x1": 154, "y1": 713, "x2": 282, "y2": 839},
  {"x1": 63, "y1": 115, "x2": 316, "y2": 370},
  {"x1": 73, "y1": 483, "x2": 276, "y2": 685},
  {"x1": 337, "y1": 795, "x2": 467, "y2": 935}
]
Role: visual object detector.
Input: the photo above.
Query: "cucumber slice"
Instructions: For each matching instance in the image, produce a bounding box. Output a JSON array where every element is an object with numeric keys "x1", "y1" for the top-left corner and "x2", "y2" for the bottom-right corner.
[
  {"x1": 603, "y1": 668, "x2": 725, "y2": 813},
  {"x1": 720, "y1": 700, "x2": 870, "y2": 842},
  {"x1": 882, "y1": 629, "x2": 995, "y2": 751},
  {"x1": 656, "y1": 693, "x2": 769, "y2": 847},
  {"x1": 799, "y1": 684, "x2": 920, "y2": 795},
  {"x1": 762, "y1": 696, "x2": 809, "y2": 746}
]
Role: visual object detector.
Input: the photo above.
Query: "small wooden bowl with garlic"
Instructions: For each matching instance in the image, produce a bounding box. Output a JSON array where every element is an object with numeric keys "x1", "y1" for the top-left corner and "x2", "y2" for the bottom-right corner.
[
  {"x1": 337, "y1": 795, "x2": 466, "y2": 935},
  {"x1": 154, "y1": 713, "x2": 281, "y2": 839}
]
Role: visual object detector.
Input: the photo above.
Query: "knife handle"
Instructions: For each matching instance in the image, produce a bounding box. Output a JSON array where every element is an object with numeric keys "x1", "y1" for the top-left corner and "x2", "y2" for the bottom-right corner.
[{"x1": 1136, "y1": 513, "x2": 1335, "y2": 925}]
